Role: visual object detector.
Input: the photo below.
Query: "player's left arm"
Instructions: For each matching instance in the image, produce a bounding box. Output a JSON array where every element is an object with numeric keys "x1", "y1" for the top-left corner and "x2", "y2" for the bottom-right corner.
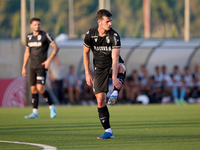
[
  {"x1": 42, "y1": 42, "x2": 59, "y2": 69},
  {"x1": 112, "y1": 48, "x2": 122, "y2": 89}
]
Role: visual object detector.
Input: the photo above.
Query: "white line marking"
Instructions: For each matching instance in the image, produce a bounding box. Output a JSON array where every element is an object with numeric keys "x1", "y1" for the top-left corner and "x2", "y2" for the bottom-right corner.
[{"x1": 0, "y1": 140, "x2": 57, "y2": 150}]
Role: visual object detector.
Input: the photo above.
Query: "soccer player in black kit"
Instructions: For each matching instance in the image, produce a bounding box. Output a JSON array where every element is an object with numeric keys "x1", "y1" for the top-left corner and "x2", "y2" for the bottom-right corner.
[
  {"x1": 22, "y1": 18, "x2": 59, "y2": 119},
  {"x1": 83, "y1": 9, "x2": 126, "y2": 139}
]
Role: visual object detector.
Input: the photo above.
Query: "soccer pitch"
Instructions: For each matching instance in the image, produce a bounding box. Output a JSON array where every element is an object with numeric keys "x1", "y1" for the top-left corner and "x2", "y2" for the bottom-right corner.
[{"x1": 0, "y1": 104, "x2": 199, "y2": 150}]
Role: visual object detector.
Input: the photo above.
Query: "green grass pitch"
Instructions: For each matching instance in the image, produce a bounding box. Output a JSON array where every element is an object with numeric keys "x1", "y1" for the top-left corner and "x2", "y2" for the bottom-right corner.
[{"x1": 0, "y1": 104, "x2": 200, "y2": 150}]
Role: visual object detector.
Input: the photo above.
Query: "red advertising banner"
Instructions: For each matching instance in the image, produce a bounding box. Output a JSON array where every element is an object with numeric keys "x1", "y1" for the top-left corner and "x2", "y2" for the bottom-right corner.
[{"x1": 0, "y1": 77, "x2": 26, "y2": 107}]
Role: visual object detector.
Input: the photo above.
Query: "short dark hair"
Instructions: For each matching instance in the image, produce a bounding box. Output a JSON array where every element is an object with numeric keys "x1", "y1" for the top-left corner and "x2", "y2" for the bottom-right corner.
[
  {"x1": 30, "y1": 17, "x2": 40, "y2": 24},
  {"x1": 96, "y1": 9, "x2": 113, "y2": 20},
  {"x1": 174, "y1": 65, "x2": 179, "y2": 69},
  {"x1": 184, "y1": 66, "x2": 189, "y2": 70}
]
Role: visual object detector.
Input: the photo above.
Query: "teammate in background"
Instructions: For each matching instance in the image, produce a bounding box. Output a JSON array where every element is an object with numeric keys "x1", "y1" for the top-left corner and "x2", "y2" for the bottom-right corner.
[
  {"x1": 83, "y1": 9, "x2": 126, "y2": 139},
  {"x1": 22, "y1": 18, "x2": 59, "y2": 119}
]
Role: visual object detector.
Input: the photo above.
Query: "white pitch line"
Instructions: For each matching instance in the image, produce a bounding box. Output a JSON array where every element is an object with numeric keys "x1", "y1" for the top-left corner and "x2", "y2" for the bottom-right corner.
[{"x1": 0, "y1": 140, "x2": 57, "y2": 150}]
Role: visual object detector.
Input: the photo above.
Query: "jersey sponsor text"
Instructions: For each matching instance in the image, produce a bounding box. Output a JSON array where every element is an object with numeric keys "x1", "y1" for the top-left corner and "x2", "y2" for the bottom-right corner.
[
  {"x1": 94, "y1": 46, "x2": 112, "y2": 51},
  {"x1": 28, "y1": 42, "x2": 42, "y2": 47}
]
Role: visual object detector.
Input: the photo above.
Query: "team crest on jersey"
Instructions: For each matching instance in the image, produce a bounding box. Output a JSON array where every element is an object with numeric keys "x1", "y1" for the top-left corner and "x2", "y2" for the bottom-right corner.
[
  {"x1": 37, "y1": 35, "x2": 42, "y2": 41},
  {"x1": 27, "y1": 35, "x2": 32, "y2": 40},
  {"x1": 94, "y1": 38, "x2": 98, "y2": 42},
  {"x1": 106, "y1": 36, "x2": 110, "y2": 44},
  {"x1": 114, "y1": 33, "x2": 118, "y2": 37}
]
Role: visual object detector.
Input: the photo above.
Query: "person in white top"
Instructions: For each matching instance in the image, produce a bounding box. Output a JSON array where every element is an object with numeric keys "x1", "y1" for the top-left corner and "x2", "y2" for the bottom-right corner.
[
  {"x1": 48, "y1": 56, "x2": 67, "y2": 104},
  {"x1": 171, "y1": 65, "x2": 186, "y2": 104},
  {"x1": 182, "y1": 66, "x2": 194, "y2": 101}
]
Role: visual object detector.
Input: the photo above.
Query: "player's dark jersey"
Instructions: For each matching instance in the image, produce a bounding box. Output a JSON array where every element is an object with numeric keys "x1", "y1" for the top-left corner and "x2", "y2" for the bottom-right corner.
[
  {"x1": 84, "y1": 27, "x2": 124, "y2": 69},
  {"x1": 26, "y1": 30, "x2": 54, "y2": 68}
]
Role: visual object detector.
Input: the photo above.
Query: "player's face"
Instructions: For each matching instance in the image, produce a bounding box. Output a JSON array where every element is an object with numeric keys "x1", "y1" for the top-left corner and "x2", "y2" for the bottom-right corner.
[
  {"x1": 99, "y1": 16, "x2": 112, "y2": 31},
  {"x1": 162, "y1": 67, "x2": 166, "y2": 73},
  {"x1": 30, "y1": 21, "x2": 40, "y2": 32}
]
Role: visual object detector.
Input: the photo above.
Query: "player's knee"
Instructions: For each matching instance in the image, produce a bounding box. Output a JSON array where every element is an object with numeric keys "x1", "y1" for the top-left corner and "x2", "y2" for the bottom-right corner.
[
  {"x1": 31, "y1": 86, "x2": 37, "y2": 94},
  {"x1": 118, "y1": 63, "x2": 126, "y2": 73},
  {"x1": 95, "y1": 94, "x2": 106, "y2": 106},
  {"x1": 37, "y1": 84, "x2": 45, "y2": 94}
]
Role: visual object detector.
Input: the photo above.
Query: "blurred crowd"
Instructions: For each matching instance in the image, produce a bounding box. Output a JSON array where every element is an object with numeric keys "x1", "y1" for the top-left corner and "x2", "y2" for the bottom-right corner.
[
  {"x1": 119, "y1": 64, "x2": 200, "y2": 105},
  {"x1": 47, "y1": 56, "x2": 200, "y2": 105}
]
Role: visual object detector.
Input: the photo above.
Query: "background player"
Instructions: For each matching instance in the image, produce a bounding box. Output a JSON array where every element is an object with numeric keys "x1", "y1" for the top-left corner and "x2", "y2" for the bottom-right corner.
[
  {"x1": 83, "y1": 9, "x2": 126, "y2": 139},
  {"x1": 22, "y1": 17, "x2": 59, "y2": 119}
]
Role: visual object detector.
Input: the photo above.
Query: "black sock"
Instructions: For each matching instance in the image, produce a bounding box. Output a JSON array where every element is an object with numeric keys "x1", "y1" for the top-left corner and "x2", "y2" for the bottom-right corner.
[
  {"x1": 32, "y1": 93, "x2": 39, "y2": 108},
  {"x1": 114, "y1": 73, "x2": 125, "y2": 92},
  {"x1": 98, "y1": 105, "x2": 110, "y2": 130},
  {"x1": 198, "y1": 91, "x2": 200, "y2": 97},
  {"x1": 42, "y1": 91, "x2": 53, "y2": 105}
]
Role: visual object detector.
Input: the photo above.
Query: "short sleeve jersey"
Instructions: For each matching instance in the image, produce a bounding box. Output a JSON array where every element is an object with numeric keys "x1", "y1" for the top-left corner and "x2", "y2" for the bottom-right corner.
[
  {"x1": 26, "y1": 30, "x2": 54, "y2": 68},
  {"x1": 84, "y1": 27, "x2": 123, "y2": 69}
]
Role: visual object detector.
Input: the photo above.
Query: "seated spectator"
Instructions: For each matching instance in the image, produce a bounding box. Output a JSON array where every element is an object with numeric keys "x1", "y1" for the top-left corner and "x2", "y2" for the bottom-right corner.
[
  {"x1": 79, "y1": 70, "x2": 96, "y2": 105},
  {"x1": 48, "y1": 56, "x2": 67, "y2": 104},
  {"x1": 171, "y1": 65, "x2": 186, "y2": 104},
  {"x1": 126, "y1": 70, "x2": 140, "y2": 103},
  {"x1": 182, "y1": 66, "x2": 194, "y2": 101},
  {"x1": 151, "y1": 66, "x2": 163, "y2": 103},
  {"x1": 152, "y1": 66, "x2": 163, "y2": 88},
  {"x1": 192, "y1": 64, "x2": 200, "y2": 102},
  {"x1": 161, "y1": 65, "x2": 173, "y2": 104},
  {"x1": 161, "y1": 65, "x2": 173, "y2": 88},
  {"x1": 138, "y1": 65, "x2": 151, "y2": 95},
  {"x1": 64, "y1": 65, "x2": 80, "y2": 104}
]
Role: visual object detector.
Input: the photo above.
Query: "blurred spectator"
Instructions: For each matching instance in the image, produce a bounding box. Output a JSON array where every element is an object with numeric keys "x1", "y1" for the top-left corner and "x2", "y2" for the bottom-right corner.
[
  {"x1": 151, "y1": 66, "x2": 163, "y2": 103},
  {"x1": 171, "y1": 65, "x2": 186, "y2": 104},
  {"x1": 152, "y1": 66, "x2": 163, "y2": 88},
  {"x1": 138, "y1": 65, "x2": 151, "y2": 95},
  {"x1": 65, "y1": 65, "x2": 80, "y2": 104},
  {"x1": 79, "y1": 70, "x2": 96, "y2": 105},
  {"x1": 182, "y1": 66, "x2": 194, "y2": 101},
  {"x1": 126, "y1": 70, "x2": 140, "y2": 103},
  {"x1": 192, "y1": 64, "x2": 200, "y2": 103},
  {"x1": 48, "y1": 56, "x2": 67, "y2": 104},
  {"x1": 161, "y1": 65, "x2": 173, "y2": 104}
]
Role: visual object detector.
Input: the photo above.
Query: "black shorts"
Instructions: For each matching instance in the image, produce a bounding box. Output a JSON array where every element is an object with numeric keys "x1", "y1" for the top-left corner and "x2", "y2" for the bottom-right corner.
[
  {"x1": 30, "y1": 67, "x2": 47, "y2": 86},
  {"x1": 93, "y1": 67, "x2": 112, "y2": 94}
]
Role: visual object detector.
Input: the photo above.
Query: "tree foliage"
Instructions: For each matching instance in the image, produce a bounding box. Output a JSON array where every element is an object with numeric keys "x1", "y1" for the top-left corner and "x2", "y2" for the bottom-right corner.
[{"x1": 0, "y1": 0, "x2": 199, "y2": 38}]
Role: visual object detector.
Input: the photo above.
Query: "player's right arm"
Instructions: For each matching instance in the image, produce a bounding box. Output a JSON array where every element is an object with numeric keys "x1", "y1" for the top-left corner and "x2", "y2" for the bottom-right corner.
[
  {"x1": 83, "y1": 45, "x2": 93, "y2": 87},
  {"x1": 22, "y1": 47, "x2": 30, "y2": 78}
]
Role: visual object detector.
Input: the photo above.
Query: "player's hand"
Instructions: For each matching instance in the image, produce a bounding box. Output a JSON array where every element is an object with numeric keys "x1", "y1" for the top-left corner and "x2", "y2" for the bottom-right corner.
[
  {"x1": 22, "y1": 68, "x2": 27, "y2": 78},
  {"x1": 42, "y1": 60, "x2": 50, "y2": 69},
  {"x1": 112, "y1": 77, "x2": 122, "y2": 89},
  {"x1": 85, "y1": 73, "x2": 93, "y2": 87}
]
